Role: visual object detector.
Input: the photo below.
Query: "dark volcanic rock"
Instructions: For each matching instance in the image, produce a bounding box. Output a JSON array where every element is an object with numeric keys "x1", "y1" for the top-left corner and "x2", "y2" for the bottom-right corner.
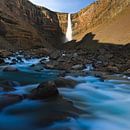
[
  {"x1": 0, "y1": 58, "x2": 4, "y2": 64},
  {"x1": 54, "y1": 77, "x2": 78, "y2": 88},
  {"x1": 0, "y1": 80, "x2": 20, "y2": 92},
  {"x1": 29, "y1": 81, "x2": 59, "y2": 100},
  {"x1": 0, "y1": 50, "x2": 12, "y2": 57},
  {"x1": 28, "y1": 77, "x2": 79, "y2": 99},
  {"x1": 49, "y1": 51, "x2": 61, "y2": 60},
  {"x1": 3, "y1": 66, "x2": 19, "y2": 72},
  {"x1": 0, "y1": 94, "x2": 23, "y2": 110},
  {"x1": 71, "y1": 64, "x2": 84, "y2": 70}
]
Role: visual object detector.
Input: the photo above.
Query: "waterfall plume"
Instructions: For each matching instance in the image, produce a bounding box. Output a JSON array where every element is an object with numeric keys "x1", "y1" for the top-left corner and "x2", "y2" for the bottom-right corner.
[{"x1": 66, "y1": 13, "x2": 72, "y2": 41}]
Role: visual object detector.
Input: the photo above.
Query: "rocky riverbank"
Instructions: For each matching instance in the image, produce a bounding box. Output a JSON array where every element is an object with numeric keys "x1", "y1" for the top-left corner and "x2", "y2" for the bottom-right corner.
[
  {"x1": 0, "y1": 42, "x2": 130, "y2": 76},
  {"x1": 32, "y1": 43, "x2": 130, "y2": 76}
]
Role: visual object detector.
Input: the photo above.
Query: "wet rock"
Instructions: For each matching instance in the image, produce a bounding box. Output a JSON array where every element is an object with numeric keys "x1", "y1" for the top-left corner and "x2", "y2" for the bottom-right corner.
[
  {"x1": 54, "y1": 77, "x2": 78, "y2": 88},
  {"x1": 5, "y1": 97, "x2": 84, "y2": 128},
  {"x1": 126, "y1": 60, "x2": 130, "y2": 67},
  {"x1": 30, "y1": 63, "x2": 44, "y2": 71},
  {"x1": 27, "y1": 48, "x2": 50, "y2": 57},
  {"x1": 71, "y1": 64, "x2": 84, "y2": 70},
  {"x1": 90, "y1": 71, "x2": 107, "y2": 81},
  {"x1": 3, "y1": 66, "x2": 19, "y2": 72},
  {"x1": 125, "y1": 69, "x2": 130, "y2": 75},
  {"x1": 49, "y1": 51, "x2": 61, "y2": 60},
  {"x1": 66, "y1": 70, "x2": 87, "y2": 77},
  {"x1": 40, "y1": 57, "x2": 49, "y2": 64},
  {"x1": 0, "y1": 58, "x2": 4, "y2": 64},
  {"x1": 0, "y1": 50, "x2": 12, "y2": 58},
  {"x1": 44, "y1": 61, "x2": 57, "y2": 69},
  {"x1": 11, "y1": 59, "x2": 18, "y2": 64},
  {"x1": 0, "y1": 80, "x2": 20, "y2": 92},
  {"x1": 107, "y1": 65, "x2": 119, "y2": 73},
  {"x1": 29, "y1": 81, "x2": 59, "y2": 100},
  {"x1": 0, "y1": 94, "x2": 23, "y2": 110}
]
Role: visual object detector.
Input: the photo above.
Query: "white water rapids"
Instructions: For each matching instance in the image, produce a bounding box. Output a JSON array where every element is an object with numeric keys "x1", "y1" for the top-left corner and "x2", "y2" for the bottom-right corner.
[{"x1": 0, "y1": 54, "x2": 130, "y2": 130}]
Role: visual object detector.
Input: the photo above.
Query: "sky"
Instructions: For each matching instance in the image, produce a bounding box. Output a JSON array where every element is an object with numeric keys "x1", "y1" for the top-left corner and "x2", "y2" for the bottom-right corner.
[{"x1": 30, "y1": 0, "x2": 95, "y2": 13}]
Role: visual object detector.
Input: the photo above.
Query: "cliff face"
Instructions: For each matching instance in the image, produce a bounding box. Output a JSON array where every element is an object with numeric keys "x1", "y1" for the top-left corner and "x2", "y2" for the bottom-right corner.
[
  {"x1": 0, "y1": 0, "x2": 130, "y2": 50},
  {"x1": 72, "y1": 0, "x2": 129, "y2": 39},
  {"x1": 0, "y1": 0, "x2": 63, "y2": 50},
  {"x1": 57, "y1": 0, "x2": 130, "y2": 44}
]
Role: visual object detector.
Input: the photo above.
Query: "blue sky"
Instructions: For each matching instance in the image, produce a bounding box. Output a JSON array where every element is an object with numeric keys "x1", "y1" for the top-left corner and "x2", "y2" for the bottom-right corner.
[{"x1": 30, "y1": 0, "x2": 95, "y2": 13}]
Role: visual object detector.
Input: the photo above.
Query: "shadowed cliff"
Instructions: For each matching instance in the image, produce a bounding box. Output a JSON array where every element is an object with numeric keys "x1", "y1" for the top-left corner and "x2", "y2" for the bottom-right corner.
[
  {"x1": 62, "y1": 32, "x2": 130, "y2": 52},
  {"x1": 0, "y1": 0, "x2": 64, "y2": 50}
]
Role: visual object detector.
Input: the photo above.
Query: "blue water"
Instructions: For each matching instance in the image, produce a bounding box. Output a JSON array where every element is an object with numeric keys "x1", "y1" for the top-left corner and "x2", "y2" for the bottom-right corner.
[{"x1": 0, "y1": 56, "x2": 130, "y2": 130}]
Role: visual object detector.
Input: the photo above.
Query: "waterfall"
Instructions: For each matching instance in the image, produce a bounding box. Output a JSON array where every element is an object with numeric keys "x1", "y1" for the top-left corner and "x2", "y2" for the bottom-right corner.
[{"x1": 66, "y1": 13, "x2": 72, "y2": 41}]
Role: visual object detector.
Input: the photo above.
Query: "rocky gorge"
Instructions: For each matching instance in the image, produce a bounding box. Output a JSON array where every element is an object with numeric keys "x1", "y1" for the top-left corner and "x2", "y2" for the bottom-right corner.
[{"x1": 0, "y1": 0, "x2": 130, "y2": 130}]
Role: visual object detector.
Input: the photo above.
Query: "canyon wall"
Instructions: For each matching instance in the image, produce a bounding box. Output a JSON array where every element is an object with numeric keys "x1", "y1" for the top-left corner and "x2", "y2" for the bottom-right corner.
[
  {"x1": 0, "y1": 0, "x2": 130, "y2": 50},
  {"x1": 72, "y1": 0, "x2": 129, "y2": 40},
  {"x1": 0, "y1": 0, "x2": 63, "y2": 50},
  {"x1": 57, "y1": 0, "x2": 130, "y2": 44}
]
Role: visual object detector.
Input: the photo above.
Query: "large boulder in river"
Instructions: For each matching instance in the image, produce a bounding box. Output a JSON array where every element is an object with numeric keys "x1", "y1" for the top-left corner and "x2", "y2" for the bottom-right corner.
[{"x1": 29, "y1": 81, "x2": 59, "y2": 100}]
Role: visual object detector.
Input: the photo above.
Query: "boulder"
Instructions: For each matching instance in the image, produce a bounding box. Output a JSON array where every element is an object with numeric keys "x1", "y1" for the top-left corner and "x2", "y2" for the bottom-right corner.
[
  {"x1": 29, "y1": 81, "x2": 59, "y2": 100},
  {"x1": 0, "y1": 80, "x2": 20, "y2": 92},
  {"x1": 11, "y1": 59, "x2": 18, "y2": 64},
  {"x1": 71, "y1": 64, "x2": 84, "y2": 70},
  {"x1": 3, "y1": 66, "x2": 19, "y2": 72},
  {"x1": 44, "y1": 61, "x2": 57, "y2": 69},
  {"x1": 54, "y1": 77, "x2": 78, "y2": 88},
  {"x1": 0, "y1": 58, "x2": 4, "y2": 64},
  {"x1": 0, "y1": 94, "x2": 22, "y2": 110},
  {"x1": 107, "y1": 65, "x2": 119, "y2": 73},
  {"x1": 30, "y1": 63, "x2": 44, "y2": 71},
  {"x1": 49, "y1": 51, "x2": 61, "y2": 60},
  {"x1": 125, "y1": 69, "x2": 130, "y2": 74},
  {"x1": 126, "y1": 60, "x2": 130, "y2": 66},
  {"x1": 0, "y1": 50, "x2": 12, "y2": 58}
]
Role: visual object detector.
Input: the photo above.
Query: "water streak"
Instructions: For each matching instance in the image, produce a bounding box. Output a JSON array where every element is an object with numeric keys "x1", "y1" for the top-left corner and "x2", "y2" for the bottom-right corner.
[{"x1": 66, "y1": 13, "x2": 72, "y2": 41}]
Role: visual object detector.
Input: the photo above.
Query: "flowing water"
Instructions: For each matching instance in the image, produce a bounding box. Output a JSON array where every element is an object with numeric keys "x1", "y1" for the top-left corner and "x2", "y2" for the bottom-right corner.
[
  {"x1": 0, "y1": 55, "x2": 130, "y2": 130},
  {"x1": 66, "y1": 13, "x2": 72, "y2": 41}
]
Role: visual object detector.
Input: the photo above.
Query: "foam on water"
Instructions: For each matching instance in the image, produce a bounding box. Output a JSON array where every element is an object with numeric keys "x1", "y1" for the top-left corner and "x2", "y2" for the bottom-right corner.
[
  {"x1": 57, "y1": 75, "x2": 130, "y2": 130},
  {"x1": 1, "y1": 55, "x2": 130, "y2": 130}
]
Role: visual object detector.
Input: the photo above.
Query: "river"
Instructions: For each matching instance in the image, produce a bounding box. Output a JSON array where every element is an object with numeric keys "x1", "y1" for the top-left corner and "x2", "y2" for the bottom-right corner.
[{"x1": 0, "y1": 54, "x2": 130, "y2": 130}]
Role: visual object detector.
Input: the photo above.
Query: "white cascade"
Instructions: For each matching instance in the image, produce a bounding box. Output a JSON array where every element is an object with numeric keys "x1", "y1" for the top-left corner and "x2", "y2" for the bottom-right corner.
[{"x1": 66, "y1": 13, "x2": 72, "y2": 41}]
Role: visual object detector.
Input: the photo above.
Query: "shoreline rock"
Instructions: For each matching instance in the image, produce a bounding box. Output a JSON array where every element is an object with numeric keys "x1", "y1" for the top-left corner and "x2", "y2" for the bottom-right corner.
[
  {"x1": 0, "y1": 94, "x2": 23, "y2": 110},
  {"x1": 28, "y1": 81, "x2": 59, "y2": 100}
]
